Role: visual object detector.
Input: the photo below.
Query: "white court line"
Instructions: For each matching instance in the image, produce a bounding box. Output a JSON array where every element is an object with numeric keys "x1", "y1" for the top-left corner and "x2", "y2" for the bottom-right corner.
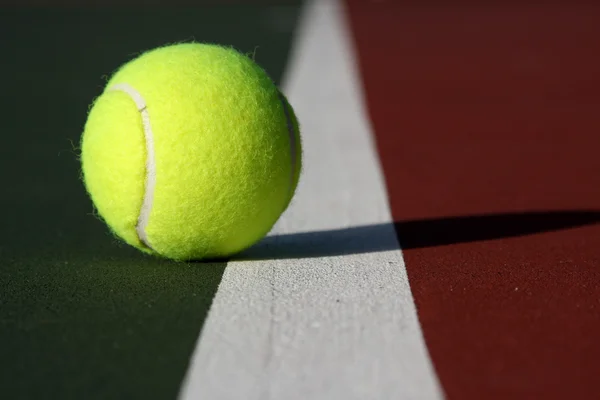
[{"x1": 178, "y1": 0, "x2": 444, "y2": 399}]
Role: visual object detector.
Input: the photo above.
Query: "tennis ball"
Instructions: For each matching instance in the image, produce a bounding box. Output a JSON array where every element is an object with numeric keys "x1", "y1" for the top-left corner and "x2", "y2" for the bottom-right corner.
[{"x1": 80, "y1": 42, "x2": 301, "y2": 261}]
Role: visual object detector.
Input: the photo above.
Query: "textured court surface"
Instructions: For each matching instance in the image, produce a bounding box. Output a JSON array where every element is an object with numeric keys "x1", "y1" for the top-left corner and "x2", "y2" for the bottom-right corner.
[{"x1": 1, "y1": 1, "x2": 599, "y2": 399}]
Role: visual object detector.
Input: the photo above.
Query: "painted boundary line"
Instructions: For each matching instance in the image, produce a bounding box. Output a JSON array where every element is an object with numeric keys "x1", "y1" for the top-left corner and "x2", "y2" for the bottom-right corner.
[{"x1": 178, "y1": 0, "x2": 444, "y2": 398}]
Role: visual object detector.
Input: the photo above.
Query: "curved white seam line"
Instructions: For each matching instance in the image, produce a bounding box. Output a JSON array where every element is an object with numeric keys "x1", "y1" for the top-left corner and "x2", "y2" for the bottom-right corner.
[
  {"x1": 109, "y1": 83, "x2": 156, "y2": 250},
  {"x1": 278, "y1": 91, "x2": 297, "y2": 198}
]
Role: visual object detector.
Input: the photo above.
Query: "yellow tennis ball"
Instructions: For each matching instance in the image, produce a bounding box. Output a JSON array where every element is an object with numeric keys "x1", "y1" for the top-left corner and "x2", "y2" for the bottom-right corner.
[{"x1": 80, "y1": 42, "x2": 302, "y2": 261}]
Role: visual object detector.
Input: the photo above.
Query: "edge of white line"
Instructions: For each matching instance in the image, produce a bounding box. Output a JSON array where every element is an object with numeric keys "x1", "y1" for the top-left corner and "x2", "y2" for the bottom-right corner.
[{"x1": 178, "y1": 0, "x2": 445, "y2": 399}]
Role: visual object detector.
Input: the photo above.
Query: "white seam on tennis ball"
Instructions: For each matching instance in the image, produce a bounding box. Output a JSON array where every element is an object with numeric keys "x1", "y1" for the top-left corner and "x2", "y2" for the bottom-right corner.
[
  {"x1": 108, "y1": 83, "x2": 155, "y2": 250},
  {"x1": 106, "y1": 84, "x2": 292, "y2": 251},
  {"x1": 278, "y1": 91, "x2": 297, "y2": 197}
]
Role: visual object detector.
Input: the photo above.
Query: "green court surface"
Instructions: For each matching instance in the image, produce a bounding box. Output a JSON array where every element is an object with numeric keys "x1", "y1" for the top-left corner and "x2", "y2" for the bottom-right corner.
[{"x1": 0, "y1": 4, "x2": 302, "y2": 399}]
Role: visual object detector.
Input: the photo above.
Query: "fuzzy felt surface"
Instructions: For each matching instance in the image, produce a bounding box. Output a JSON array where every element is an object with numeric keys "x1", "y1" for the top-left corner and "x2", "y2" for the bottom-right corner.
[{"x1": 81, "y1": 43, "x2": 302, "y2": 261}]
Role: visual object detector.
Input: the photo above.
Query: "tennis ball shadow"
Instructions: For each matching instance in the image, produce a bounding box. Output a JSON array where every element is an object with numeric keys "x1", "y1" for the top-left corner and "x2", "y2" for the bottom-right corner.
[{"x1": 237, "y1": 210, "x2": 600, "y2": 260}]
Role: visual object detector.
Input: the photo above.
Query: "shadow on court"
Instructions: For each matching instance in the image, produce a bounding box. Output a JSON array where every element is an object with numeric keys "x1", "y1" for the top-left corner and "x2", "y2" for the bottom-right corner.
[{"x1": 239, "y1": 210, "x2": 600, "y2": 260}]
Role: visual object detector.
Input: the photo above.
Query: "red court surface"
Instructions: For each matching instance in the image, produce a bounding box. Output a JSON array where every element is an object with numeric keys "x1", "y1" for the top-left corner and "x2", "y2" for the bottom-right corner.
[{"x1": 347, "y1": 1, "x2": 600, "y2": 399}]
